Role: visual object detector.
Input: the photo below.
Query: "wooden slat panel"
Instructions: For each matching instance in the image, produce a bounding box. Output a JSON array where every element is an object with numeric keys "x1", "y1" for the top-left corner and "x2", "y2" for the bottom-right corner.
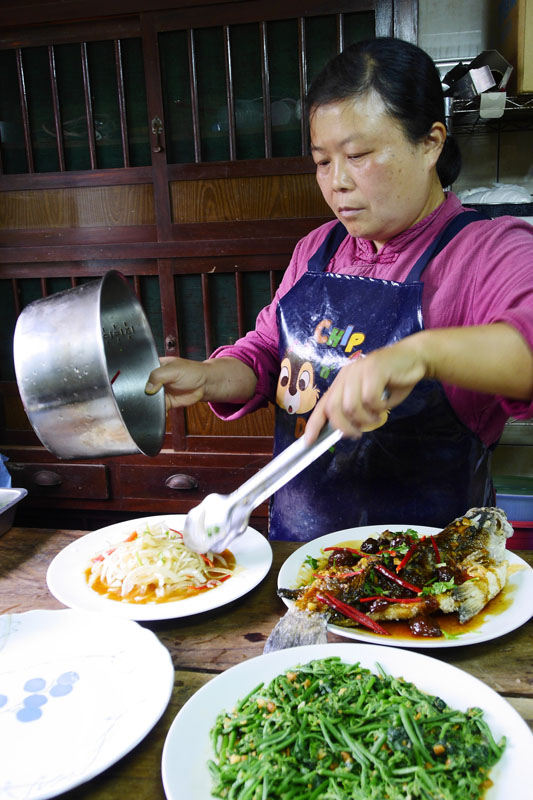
[
  {"x1": 187, "y1": 29, "x2": 202, "y2": 163},
  {"x1": 2, "y1": 184, "x2": 156, "y2": 228},
  {"x1": 80, "y1": 41, "x2": 98, "y2": 169},
  {"x1": 298, "y1": 16, "x2": 308, "y2": 156},
  {"x1": 48, "y1": 44, "x2": 66, "y2": 172},
  {"x1": 15, "y1": 49, "x2": 34, "y2": 173},
  {"x1": 170, "y1": 173, "x2": 329, "y2": 222},
  {"x1": 186, "y1": 401, "x2": 274, "y2": 436},
  {"x1": 114, "y1": 39, "x2": 130, "y2": 168},
  {"x1": 336, "y1": 12, "x2": 344, "y2": 52},
  {"x1": 0, "y1": 219, "x2": 329, "y2": 260},
  {"x1": 0, "y1": 157, "x2": 314, "y2": 191},
  {"x1": 201, "y1": 272, "x2": 213, "y2": 356},
  {"x1": 375, "y1": 0, "x2": 392, "y2": 37},
  {"x1": 0, "y1": 165, "x2": 154, "y2": 190},
  {"x1": 155, "y1": 0, "x2": 376, "y2": 34},
  {"x1": 140, "y1": 12, "x2": 173, "y2": 241},
  {"x1": 259, "y1": 21, "x2": 272, "y2": 159},
  {"x1": 0, "y1": 17, "x2": 141, "y2": 49},
  {"x1": 223, "y1": 25, "x2": 236, "y2": 161},
  {"x1": 0, "y1": 226, "x2": 157, "y2": 247},
  {"x1": 393, "y1": 0, "x2": 417, "y2": 43},
  {"x1": 0, "y1": 0, "x2": 376, "y2": 32},
  {"x1": 235, "y1": 270, "x2": 244, "y2": 338}
]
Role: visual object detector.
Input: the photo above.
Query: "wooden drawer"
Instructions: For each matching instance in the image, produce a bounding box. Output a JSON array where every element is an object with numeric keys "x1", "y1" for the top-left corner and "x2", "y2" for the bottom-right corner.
[
  {"x1": 119, "y1": 463, "x2": 251, "y2": 502},
  {"x1": 7, "y1": 462, "x2": 110, "y2": 500}
]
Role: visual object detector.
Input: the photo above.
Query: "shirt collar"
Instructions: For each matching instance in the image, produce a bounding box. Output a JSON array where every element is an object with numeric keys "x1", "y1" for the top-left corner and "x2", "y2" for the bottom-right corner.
[{"x1": 350, "y1": 192, "x2": 462, "y2": 263}]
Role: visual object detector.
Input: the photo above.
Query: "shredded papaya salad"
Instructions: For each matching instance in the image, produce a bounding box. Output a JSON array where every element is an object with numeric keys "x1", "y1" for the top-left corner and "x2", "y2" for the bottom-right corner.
[
  {"x1": 86, "y1": 520, "x2": 233, "y2": 603},
  {"x1": 209, "y1": 657, "x2": 505, "y2": 800}
]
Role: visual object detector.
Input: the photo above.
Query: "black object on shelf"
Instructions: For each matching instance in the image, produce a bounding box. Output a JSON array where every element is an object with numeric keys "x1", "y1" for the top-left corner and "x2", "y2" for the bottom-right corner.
[{"x1": 464, "y1": 202, "x2": 533, "y2": 218}]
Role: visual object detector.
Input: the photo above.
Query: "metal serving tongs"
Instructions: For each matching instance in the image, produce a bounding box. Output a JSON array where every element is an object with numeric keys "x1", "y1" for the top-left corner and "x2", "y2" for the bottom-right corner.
[{"x1": 183, "y1": 424, "x2": 343, "y2": 553}]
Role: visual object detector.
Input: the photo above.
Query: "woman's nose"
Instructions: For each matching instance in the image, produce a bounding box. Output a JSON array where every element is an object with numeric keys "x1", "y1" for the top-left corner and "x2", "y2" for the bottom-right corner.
[{"x1": 331, "y1": 161, "x2": 352, "y2": 190}]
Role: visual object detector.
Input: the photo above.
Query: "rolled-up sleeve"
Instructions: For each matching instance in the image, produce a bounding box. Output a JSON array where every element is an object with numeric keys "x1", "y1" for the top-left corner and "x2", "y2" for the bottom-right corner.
[
  {"x1": 471, "y1": 219, "x2": 533, "y2": 421},
  {"x1": 207, "y1": 238, "x2": 303, "y2": 420},
  {"x1": 207, "y1": 225, "x2": 337, "y2": 420}
]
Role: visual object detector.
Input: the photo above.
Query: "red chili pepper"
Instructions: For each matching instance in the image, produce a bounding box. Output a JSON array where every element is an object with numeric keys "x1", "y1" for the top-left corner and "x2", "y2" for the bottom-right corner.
[
  {"x1": 323, "y1": 546, "x2": 364, "y2": 555},
  {"x1": 200, "y1": 553, "x2": 214, "y2": 567},
  {"x1": 359, "y1": 595, "x2": 424, "y2": 604},
  {"x1": 315, "y1": 591, "x2": 390, "y2": 635},
  {"x1": 192, "y1": 573, "x2": 232, "y2": 590},
  {"x1": 168, "y1": 528, "x2": 184, "y2": 538},
  {"x1": 92, "y1": 546, "x2": 116, "y2": 562},
  {"x1": 379, "y1": 549, "x2": 397, "y2": 556},
  {"x1": 123, "y1": 531, "x2": 138, "y2": 542},
  {"x1": 374, "y1": 563, "x2": 422, "y2": 594},
  {"x1": 395, "y1": 542, "x2": 418, "y2": 572},
  {"x1": 430, "y1": 535, "x2": 441, "y2": 562},
  {"x1": 395, "y1": 536, "x2": 426, "y2": 573}
]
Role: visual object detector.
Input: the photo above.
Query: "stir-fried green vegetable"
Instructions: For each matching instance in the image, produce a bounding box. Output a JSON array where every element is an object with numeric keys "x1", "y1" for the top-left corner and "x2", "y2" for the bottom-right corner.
[{"x1": 208, "y1": 657, "x2": 505, "y2": 800}]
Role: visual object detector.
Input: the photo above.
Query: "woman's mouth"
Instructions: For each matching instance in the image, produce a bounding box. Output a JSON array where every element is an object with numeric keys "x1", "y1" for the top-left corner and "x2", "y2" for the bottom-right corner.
[{"x1": 337, "y1": 207, "x2": 363, "y2": 219}]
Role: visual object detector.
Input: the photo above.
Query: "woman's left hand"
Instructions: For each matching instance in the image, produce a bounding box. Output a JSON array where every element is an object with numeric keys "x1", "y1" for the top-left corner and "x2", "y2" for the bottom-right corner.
[
  {"x1": 304, "y1": 322, "x2": 533, "y2": 443},
  {"x1": 304, "y1": 337, "x2": 428, "y2": 442}
]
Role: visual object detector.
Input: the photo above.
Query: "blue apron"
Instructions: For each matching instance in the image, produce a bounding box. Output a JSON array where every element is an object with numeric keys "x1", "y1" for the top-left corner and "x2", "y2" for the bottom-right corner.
[{"x1": 269, "y1": 212, "x2": 495, "y2": 541}]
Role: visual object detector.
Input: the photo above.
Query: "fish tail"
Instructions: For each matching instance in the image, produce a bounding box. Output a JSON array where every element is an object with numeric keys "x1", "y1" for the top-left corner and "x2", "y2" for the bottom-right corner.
[{"x1": 452, "y1": 562, "x2": 507, "y2": 623}]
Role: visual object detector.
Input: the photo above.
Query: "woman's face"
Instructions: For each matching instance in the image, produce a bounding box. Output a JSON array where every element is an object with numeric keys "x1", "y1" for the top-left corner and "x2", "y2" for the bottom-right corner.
[{"x1": 310, "y1": 93, "x2": 445, "y2": 250}]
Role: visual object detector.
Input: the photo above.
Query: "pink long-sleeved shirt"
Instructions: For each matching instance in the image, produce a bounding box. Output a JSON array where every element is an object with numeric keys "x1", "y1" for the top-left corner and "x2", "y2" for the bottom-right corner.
[{"x1": 210, "y1": 192, "x2": 533, "y2": 446}]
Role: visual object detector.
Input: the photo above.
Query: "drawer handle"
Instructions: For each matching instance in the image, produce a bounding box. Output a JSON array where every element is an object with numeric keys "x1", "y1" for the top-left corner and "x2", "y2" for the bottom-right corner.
[
  {"x1": 33, "y1": 470, "x2": 62, "y2": 487},
  {"x1": 165, "y1": 473, "x2": 199, "y2": 491}
]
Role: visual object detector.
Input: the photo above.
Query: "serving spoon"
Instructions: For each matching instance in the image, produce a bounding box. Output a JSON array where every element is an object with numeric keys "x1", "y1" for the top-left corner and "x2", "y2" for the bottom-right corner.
[{"x1": 182, "y1": 424, "x2": 343, "y2": 554}]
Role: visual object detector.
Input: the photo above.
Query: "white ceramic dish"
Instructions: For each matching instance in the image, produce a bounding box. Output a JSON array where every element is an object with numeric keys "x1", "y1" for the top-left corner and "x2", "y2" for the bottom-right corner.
[
  {"x1": 277, "y1": 524, "x2": 533, "y2": 648},
  {"x1": 47, "y1": 514, "x2": 272, "y2": 621},
  {"x1": 161, "y1": 642, "x2": 533, "y2": 800},
  {"x1": 0, "y1": 608, "x2": 173, "y2": 800}
]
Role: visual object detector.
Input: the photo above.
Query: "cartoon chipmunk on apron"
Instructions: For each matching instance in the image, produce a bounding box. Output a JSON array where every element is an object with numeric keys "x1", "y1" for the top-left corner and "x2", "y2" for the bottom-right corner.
[{"x1": 269, "y1": 215, "x2": 495, "y2": 542}]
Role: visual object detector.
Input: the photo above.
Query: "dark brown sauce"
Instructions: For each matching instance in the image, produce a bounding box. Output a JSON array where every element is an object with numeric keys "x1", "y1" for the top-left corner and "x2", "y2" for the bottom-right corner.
[
  {"x1": 315, "y1": 539, "x2": 523, "y2": 641},
  {"x1": 85, "y1": 548, "x2": 236, "y2": 604},
  {"x1": 374, "y1": 577, "x2": 517, "y2": 640}
]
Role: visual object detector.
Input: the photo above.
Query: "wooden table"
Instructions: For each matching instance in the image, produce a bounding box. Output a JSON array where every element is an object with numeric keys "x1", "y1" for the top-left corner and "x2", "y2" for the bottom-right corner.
[{"x1": 1, "y1": 526, "x2": 532, "y2": 799}]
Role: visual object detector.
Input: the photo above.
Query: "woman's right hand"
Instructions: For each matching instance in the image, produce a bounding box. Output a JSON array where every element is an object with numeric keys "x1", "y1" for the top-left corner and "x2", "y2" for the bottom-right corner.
[{"x1": 145, "y1": 356, "x2": 208, "y2": 411}]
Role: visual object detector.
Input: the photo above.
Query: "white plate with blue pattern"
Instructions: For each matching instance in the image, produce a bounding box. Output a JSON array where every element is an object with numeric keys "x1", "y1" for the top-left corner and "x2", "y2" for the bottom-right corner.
[{"x1": 0, "y1": 608, "x2": 174, "y2": 799}]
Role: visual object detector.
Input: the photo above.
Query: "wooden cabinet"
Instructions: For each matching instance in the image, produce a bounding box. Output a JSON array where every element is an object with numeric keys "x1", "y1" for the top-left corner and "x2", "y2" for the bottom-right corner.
[{"x1": 0, "y1": 0, "x2": 417, "y2": 529}]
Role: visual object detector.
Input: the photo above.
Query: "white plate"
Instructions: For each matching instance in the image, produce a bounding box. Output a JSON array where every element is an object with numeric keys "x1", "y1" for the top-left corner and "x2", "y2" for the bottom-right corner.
[
  {"x1": 47, "y1": 514, "x2": 272, "y2": 621},
  {"x1": 0, "y1": 608, "x2": 173, "y2": 800},
  {"x1": 277, "y1": 524, "x2": 533, "y2": 648},
  {"x1": 161, "y1": 642, "x2": 533, "y2": 800}
]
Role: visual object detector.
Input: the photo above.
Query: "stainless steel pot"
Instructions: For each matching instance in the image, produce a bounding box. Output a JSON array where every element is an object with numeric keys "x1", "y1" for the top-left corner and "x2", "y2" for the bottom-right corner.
[{"x1": 13, "y1": 270, "x2": 166, "y2": 459}]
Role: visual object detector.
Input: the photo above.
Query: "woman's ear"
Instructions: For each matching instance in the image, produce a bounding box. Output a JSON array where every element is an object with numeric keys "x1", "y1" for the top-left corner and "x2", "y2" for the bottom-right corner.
[
  {"x1": 424, "y1": 121, "x2": 446, "y2": 166},
  {"x1": 424, "y1": 122, "x2": 447, "y2": 166}
]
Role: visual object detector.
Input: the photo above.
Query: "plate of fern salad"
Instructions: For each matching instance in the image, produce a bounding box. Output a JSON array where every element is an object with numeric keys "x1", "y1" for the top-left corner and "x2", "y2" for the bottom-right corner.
[{"x1": 161, "y1": 643, "x2": 532, "y2": 800}]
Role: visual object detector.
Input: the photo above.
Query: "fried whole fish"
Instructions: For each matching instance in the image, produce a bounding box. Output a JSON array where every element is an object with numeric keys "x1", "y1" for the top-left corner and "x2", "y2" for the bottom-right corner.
[{"x1": 266, "y1": 507, "x2": 513, "y2": 651}]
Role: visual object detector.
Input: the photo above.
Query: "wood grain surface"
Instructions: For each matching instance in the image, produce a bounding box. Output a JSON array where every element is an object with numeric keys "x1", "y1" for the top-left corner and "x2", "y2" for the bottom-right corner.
[{"x1": 0, "y1": 525, "x2": 531, "y2": 798}]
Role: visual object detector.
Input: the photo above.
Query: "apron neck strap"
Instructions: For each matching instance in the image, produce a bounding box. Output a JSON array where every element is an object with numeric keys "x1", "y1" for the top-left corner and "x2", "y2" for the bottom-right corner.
[
  {"x1": 406, "y1": 210, "x2": 488, "y2": 282},
  {"x1": 307, "y1": 211, "x2": 487, "y2": 279},
  {"x1": 307, "y1": 222, "x2": 348, "y2": 272}
]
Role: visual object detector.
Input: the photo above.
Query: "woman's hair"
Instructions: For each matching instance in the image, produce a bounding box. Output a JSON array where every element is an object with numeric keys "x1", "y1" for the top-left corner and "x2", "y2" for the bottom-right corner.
[{"x1": 306, "y1": 37, "x2": 461, "y2": 188}]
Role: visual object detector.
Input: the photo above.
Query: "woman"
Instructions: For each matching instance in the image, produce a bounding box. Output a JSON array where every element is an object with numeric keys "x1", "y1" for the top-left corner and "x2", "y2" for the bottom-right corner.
[{"x1": 146, "y1": 38, "x2": 533, "y2": 540}]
